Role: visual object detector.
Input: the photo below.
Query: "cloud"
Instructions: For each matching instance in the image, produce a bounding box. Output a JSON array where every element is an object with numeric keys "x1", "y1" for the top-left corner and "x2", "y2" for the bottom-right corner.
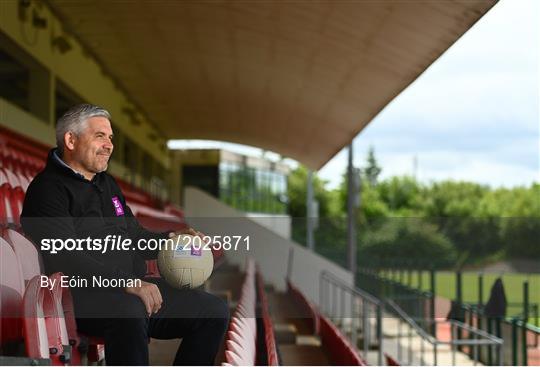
[{"x1": 319, "y1": 0, "x2": 539, "y2": 190}]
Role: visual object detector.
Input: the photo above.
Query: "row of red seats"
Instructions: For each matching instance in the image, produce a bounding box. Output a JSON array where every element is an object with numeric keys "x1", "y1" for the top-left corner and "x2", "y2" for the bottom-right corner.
[
  {"x1": 287, "y1": 279, "x2": 369, "y2": 366},
  {"x1": 257, "y1": 270, "x2": 279, "y2": 365},
  {"x1": 0, "y1": 229, "x2": 104, "y2": 365},
  {"x1": 286, "y1": 279, "x2": 320, "y2": 335},
  {"x1": 222, "y1": 259, "x2": 279, "y2": 366},
  {"x1": 0, "y1": 165, "x2": 31, "y2": 227},
  {"x1": 223, "y1": 259, "x2": 258, "y2": 366},
  {"x1": 0, "y1": 130, "x2": 47, "y2": 181},
  {"x1": 0, "y1": 125, "x2": 173, "y2": 213}
]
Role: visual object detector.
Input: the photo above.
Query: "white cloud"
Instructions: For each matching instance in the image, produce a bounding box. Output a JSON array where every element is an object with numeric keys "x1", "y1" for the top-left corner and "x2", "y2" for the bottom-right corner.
[{"x1": 319, "y1": 0, "x2": 540, "y2": 190}]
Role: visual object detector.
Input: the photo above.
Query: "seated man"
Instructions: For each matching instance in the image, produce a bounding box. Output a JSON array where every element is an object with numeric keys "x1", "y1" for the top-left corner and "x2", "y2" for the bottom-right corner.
[{"x1": 21, "y1": 104, "x2": 228, "y2": 366}]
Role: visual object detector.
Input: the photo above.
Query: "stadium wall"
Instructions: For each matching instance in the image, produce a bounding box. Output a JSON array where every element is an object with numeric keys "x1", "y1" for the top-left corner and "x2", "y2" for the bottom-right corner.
[{"x1": 184, "y1": 186, "x2": 353, "y2": 305}]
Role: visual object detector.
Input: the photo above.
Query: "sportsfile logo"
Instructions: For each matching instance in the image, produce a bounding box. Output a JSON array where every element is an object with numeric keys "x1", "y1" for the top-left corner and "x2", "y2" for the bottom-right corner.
[{"x1": 39, "y1": 235, "x2": 251, "y2": 254}]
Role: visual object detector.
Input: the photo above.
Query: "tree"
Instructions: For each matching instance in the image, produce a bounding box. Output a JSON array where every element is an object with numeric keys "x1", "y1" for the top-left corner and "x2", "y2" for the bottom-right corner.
[
  {"x1": 364, "y1": 146, "x2": 382, "y2": 187},
  {"x1": 359, "y1": 219, "x2": 457, "y2": 269},
  {"x1": 287, "y1": 165, "x2": 334, "y2": 218},
  {"x1": 376, "y1": 176, "x2": 423, "y2": 216},
  {"x1": 287, "y1": 165, "x2": 339, "y2": 247}
]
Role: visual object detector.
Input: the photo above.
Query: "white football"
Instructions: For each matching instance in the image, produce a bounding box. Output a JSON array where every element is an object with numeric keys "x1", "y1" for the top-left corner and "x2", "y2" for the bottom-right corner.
[{"x1": 157, "y1": 234, "x2": 214, "y2": 289}]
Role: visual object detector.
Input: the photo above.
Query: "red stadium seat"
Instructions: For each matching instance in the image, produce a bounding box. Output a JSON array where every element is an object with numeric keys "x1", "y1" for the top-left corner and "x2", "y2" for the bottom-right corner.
[
  {"x1": 0, "y1": 239, "x2": 24, "y2": 347},
  {"x1": 47, "y1": 272, "x2": 105, "y2": 364},
  {"x1": 287, "y1": 279, "x2": 320, "y2": 334},
  {"x1": 1, "y1": 168, "x2": 24, "y2": 226},
  {"x1": 0, "y1": 171, "x2": 23, "y2": 227},
  {"x1": 225, "y1": 350, "x2": 245, "y2": 366},
  {"x1": 319, "y1": 315, "x2": 368, "y2": 366},
  {"x1": 23, "y1": 275, "x2": 68, "y2": 364},
  {"x1": 386, "y1": 353, "x2": 401, "y2": 366},
  {"x1": 222, "y1": 259, "x2": 257, "y2": 366},
  {"x1": 3, "y1": 229, "x2": 41, "y2": 284},
  {"x1": 49, "y1": 273, "x2": 83, "y2": 365},
  {"x1": 257, "y1": 271, "x2": 279, "y2": 365},
  {"x1": 15, "y1": 172, "x2": 30, "y2": 192},
  {"x1": 0, "y1": 185, "x2": 10, "y2": 227},
  {"x1": 163, "y1": 203, "x2": 185, "y2": 220},
  {"x1": 2, "y1": 167, "x2": 21, "y2": 188}
]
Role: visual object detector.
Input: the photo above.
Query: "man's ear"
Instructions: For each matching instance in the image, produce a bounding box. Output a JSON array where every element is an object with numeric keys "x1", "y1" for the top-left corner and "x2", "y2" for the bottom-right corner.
[{"x1": 63, "y1": 132, "x2": 76, "y2": 151}]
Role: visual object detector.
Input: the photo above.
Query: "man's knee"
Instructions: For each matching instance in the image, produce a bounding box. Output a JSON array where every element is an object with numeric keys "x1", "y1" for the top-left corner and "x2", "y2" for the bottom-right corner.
[
  {"x1": 110, "y1": 293, "x2": 148, "y2": 319},
  {"x1": 104, "y1": 317, "x2": 149, "y2": 347}
]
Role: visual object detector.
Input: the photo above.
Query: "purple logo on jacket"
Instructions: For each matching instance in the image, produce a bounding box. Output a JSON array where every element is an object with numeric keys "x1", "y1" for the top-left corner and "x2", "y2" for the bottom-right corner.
[{"x1": 111, "y1": 196, "x2": 124, "y2": 216}]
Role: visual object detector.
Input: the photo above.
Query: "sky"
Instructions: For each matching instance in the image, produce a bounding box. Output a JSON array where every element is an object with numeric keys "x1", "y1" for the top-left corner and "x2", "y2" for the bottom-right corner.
[{"x1": 169, "y1": 0, "x2": 539, "y2": 190}]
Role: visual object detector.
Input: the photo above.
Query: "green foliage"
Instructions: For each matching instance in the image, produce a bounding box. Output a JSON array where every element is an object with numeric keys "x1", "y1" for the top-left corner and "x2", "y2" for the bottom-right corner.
[
  {"x1": 287, "y1": 165, "x2": 337, "y2": 219},
  {"x1": 496, "y1": 184, "x2": 540, "y2": 258},
  {"x1": 287, "y1": 148, "x2": 540, "y2": 267},
  {"x1": 377, "y1": 176, "x2": 423, "y2": 216},
  {"x1": 422, "y1": 181, "x2": 489, "y2": 217},
  {"x1": 359, "y1": 219, "x2": 457, "y2": 269},
  {"x1": 364, "y1": 146, "x2": 381, "y2": 187}
]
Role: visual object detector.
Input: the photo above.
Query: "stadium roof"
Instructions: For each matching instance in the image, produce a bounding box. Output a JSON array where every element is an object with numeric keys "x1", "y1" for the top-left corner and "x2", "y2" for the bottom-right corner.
[{"x1": 48, "y1": 0, "x2": 496, "y2": 169}]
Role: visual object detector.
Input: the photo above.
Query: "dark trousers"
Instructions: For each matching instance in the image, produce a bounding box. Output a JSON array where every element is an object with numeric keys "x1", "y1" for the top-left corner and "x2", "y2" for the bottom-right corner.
[{"x1": 75, "y1": 278, "x2": 229, "y2": 365}]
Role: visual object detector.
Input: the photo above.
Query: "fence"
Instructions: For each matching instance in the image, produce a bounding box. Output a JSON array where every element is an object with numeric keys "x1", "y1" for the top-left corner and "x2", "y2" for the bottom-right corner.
[
  {"x1": 386, "y1": 299, "x2": 504, "y2": 366},
  {"x1": 319, "y1": 270, "x2": 384, "y2": 365},
  {"x1": 372, "y1": 266, "x2": 540, "y2": 365}
]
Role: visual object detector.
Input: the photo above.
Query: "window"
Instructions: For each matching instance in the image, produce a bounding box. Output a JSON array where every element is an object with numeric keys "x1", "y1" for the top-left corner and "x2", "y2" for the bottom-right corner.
[
  {"x1": 0, "y1": 48, "x2": 30, "y2": 112},
  {"x1": 123, "y1": 136, "x2": 139, "y2": 171},
  {"x1": 0, "y1": 35, "x2": 51, "y2": 122},
  {"x1": 55, "y1": 79, "x2": 85, "y2": 124}
]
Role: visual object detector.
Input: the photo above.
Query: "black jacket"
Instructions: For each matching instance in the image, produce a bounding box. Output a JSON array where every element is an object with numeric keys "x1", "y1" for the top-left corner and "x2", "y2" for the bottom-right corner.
[{"x1": 21, "y1": 149, "x2": 168, "y2": 285}]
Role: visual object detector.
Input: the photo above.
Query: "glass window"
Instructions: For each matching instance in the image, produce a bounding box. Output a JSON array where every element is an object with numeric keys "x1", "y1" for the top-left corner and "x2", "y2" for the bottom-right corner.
[
  {"x1": 110, "y1": 128, "x2": 123, "y2": 163},
  {"x1": 0, "y1": 48, "x2": 30, "y2": 113},
  {"x1": 55, "y1": 79, "x2": 85, "y2": 124}
]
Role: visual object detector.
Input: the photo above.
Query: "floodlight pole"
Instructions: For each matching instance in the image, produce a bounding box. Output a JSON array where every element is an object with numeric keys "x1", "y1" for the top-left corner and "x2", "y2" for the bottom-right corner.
[
  {"x1": 307, "y1": 169, "x2": 315, "y2": 251},
  {"x1": 347, "y1": 143, "x2": 358, "y2": 280}
]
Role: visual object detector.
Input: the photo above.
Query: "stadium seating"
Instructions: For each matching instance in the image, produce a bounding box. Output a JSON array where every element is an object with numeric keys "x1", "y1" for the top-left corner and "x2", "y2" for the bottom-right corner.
[
  {"x1": 319, "y1": 314, "x2": 368, "y2": 365},
  {"x1": 285, "y1": 279, "x2": 368, "y2": 366},
  {"x1": 49, "y1": 272, "x2": 83, "y2": 365},
  {"x1": 221, "y1": 260, "x2": 280, "y2": 366},
  {"x1": 286, "y1": 279, "x2": 320, "y2": 335},
  {"x1": 3, "y1": 228, "x2": 42, "y2": 284},
  {"x1": 23, "y1": 275, "x2": 69, "y2": 365},
  {"x1": 0, "y1": 239, "x2": 24, "y2": 348},
  {"x1": 0, "y1": 125, "x2": 189, "y2": 364},
  {"x1": 0, "y1": 169, "x2": 20, "y2": 228},
  {"x1": 385, "y1": 353, "x2": 401, "y2": 366},
  {"x1": 257, "y1": 271, "x2": 279, "y2": 365},
  {"x1": 223, "y1": 259, "x2": 257, "y2": 366},
  {"x1": 0, "y1": 240, "x2": 68, "y2": 365}
]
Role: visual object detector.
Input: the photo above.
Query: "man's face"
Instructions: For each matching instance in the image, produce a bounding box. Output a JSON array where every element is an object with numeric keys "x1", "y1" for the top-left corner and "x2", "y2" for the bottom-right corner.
[{"x1": 71, "y1": 116, "x2": 114, "y2": 175}]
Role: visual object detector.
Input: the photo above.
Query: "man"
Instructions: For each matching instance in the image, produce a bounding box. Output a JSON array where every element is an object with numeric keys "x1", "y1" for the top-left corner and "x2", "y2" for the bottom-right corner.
[{"x1": 21, "y1": 104, "x2": 228, "y2": 366}]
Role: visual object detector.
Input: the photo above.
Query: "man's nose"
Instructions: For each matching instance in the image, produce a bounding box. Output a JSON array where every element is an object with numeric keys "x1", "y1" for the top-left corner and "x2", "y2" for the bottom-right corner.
[{"x1": 103, "y1": 140, "x2": 113, "y2": 151}]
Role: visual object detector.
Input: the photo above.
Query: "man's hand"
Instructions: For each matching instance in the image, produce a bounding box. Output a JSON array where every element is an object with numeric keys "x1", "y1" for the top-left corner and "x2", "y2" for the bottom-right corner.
[{"x1": 125, "y1": 280, "x2": 163, "y2": 316}]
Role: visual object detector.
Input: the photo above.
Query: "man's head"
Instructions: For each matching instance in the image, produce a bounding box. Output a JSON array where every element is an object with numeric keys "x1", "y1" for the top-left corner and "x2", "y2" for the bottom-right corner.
[{"x1": 56, "y1": 104, "x2": 114, "y2": 179}]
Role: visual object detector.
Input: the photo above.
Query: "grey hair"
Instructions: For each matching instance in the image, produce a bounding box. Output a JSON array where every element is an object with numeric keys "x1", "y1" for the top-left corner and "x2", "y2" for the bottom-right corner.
[{"x1": 56, "y1": 103, "x2": 111, "y2": 154}]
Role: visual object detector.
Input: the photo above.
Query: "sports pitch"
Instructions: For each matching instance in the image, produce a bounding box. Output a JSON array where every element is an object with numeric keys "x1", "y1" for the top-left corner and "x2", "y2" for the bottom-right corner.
[{"x1": 381, "y1": 270, "x2": 540, "y2": 326}]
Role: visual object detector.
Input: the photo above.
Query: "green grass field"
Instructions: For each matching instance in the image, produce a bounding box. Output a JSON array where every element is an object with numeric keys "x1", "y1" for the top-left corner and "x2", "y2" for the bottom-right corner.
[{"x1": 379, "y1": 270, "x2": 540, "y2": 326}]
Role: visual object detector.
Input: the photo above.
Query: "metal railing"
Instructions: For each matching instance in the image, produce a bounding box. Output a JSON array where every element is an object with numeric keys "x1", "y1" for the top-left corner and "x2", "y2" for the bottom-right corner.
[
  {"x1": 460, "y1": 303, "x2": 538, "y2": 365},
  {"x1": 319, "y1": 271, "x2": 383, "y2": 365},
  {"x1": 357, "y1": 268, "x2": 435, "y2": 336},
  {"x1": 386, "y1": 299, "x2": 505, "y2": 366}
]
